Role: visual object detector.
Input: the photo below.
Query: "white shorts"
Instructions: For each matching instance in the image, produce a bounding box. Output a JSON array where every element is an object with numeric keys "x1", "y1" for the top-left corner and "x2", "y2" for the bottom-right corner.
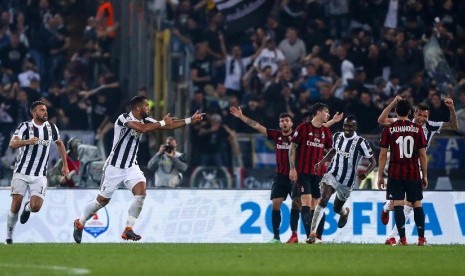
[
  {"x1": 99, "y1": 164, "x2": 146, "y2": 198},
  {"x1": 11, "y1": 173, "x2": 47, "y2": 199},
  {"x1": 320, "y1": 173, "x2": 351, "y2": 201}
]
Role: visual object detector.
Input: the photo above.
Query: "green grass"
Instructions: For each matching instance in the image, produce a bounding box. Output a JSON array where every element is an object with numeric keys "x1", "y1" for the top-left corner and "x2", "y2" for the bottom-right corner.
[{"x1": 1, "y1": 243, "x2": 464, "y2": 275}]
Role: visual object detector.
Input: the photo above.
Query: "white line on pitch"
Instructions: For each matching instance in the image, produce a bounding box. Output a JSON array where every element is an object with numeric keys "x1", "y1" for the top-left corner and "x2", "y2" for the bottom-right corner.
[{"x1": 0, "y1": 263, "x2": 90, "y2": 275}]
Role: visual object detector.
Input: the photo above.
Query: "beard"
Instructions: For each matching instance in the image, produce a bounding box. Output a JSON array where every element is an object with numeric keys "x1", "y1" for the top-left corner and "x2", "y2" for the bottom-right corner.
[{"x1": 37, "y1": 115, "x2": 48, "y2": 122}]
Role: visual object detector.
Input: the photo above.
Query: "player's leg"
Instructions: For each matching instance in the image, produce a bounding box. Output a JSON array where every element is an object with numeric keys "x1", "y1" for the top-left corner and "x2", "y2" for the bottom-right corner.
[
  {"x1": 286, "y1": 193, "x2": 301, "y2": 243},
  {"x1": 381, "y1": 200, "x2": 393, "y2": 225},
  {"x1": 309, "y1": 175, "x2": 325, "y2": 240},
  {"x1": 6, "y1": 194, "x2": 23, "y2": 244},
  {"x1": 299, "y1": 174, "x2": 313, "y2": 238},
  {"x1": 407, "y1": 180, "x2": 426, "y2": 246},
  {"x1": 387, "y1": 178, "x2": 408, "y2": 245},
  {"x1": 309, "y1": 182, "x2": 333, "y2": 237},
  {"x1": 20, "y1": 176, "x2": 47, "y2": 224},
  {"x1": 334, "y1": 197, "x2": 349, "y2": 228},
  {"x1": 122, "y1": 165, "x2": 147, "y2": 241},
  {"x1": 269, "y1": 175, "x2": 288, "y2": 243},
  {"x1": 73, "y1": 165, "x2": 116, "y2": 244}
]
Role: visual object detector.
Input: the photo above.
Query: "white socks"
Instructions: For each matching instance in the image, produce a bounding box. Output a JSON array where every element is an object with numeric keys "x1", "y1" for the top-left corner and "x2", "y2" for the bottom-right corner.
[
  {"x1": 339, "y1": 207, "x2": 348, "y2": 216},
  {"x1": 389, "y1": 205, "x2": 413, "y2": 238},
  {"x1": 79, "y1": 199, "x2": 104, "y2": 225},
  {"x1": 383, "y1": 201, "x2": 391, "y2": 213},
  {"x1": 126, "y1": 195, "x2": 145, "y2": 228},
  {"x1": 6, "y1": 211, "x2": 18, "y2": 239},
  {"x1": 310, "y1": 205, "x2": 324, "y2": 233}
]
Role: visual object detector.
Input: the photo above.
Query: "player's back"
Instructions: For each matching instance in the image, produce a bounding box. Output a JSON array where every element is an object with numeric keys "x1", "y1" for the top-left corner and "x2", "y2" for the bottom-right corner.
[{"x1": 380, "y1": 119, "x2": 427, "y2": 181}]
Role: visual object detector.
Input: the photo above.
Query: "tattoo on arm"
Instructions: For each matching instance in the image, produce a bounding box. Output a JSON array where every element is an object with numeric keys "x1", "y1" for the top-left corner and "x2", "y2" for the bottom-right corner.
[
  {"x1": 246, "y1": 119, "x2": 257, "y2": 127},
  {"x1": 289, "y1": 143, "x2": 296, "y2": 169}
]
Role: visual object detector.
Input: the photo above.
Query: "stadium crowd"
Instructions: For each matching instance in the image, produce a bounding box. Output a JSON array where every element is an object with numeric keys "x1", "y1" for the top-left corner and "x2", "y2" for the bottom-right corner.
[{"x1": 163, "y1": 0, "x2": 465, "y2": 166}]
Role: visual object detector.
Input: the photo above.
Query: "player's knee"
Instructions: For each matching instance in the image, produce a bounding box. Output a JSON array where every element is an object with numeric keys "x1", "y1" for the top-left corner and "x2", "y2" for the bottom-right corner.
[
  {"x1": 319, "y1": 197, "x2": 329, "y2": 208},
  {"x1": 291, "y1": 198, "x2": 301, "y2": 210}
]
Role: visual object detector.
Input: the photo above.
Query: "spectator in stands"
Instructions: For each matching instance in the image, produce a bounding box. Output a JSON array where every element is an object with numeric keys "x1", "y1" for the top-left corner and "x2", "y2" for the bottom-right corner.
[
  {"x1": 0, "y1": 32, "x2": 29, "y2": 82},
  {"x1": 147, "y1": 136, "x2": 187, "y2": 188},
  {"x1": 278, "y1": 27, "x2": 306, "y2": 74},
  {"x1": 47, "y1": 13, "x2": 70, "y2": 87},
  {"x1": 196, "y1": 113, "x2": 231, "y2": 166},
  {"x1": 18, "y1": 60, "x2": 40, "y2": 88},
  {"x1": 456, "y1": 87, "x2": 465, "y2": 135},
  {"x1": 48, "y1": 137, "x2": 82, "y2": 187},
  {"x1": 190, "y1": 43, "x2": 214, "y2": 92},
  {"x1": 253, "y1": 38, "x2": 285, "y2": 77}
]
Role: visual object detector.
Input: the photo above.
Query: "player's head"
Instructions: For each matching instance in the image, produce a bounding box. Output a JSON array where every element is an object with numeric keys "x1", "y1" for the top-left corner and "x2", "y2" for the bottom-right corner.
[
  {"x1": 130, "y1": 95, "x2": 149, "y2": 119},
  {"x1": 278, "y1": 113, "x2": 293, "y2": 133},
  {"x1": 395, "y1": 99, "x2": 411, "y2": 117},
  {"x1": 30, "y1": 101, "x2": 48, "y2": 123},
  {"x1": 311, "y1": 103, "x2": 330, "y2": 123},
  {"x1": 343, "y1": 116, "x2": 357, "y2": 138},
  {"x1": 413, "y1": 103, "x2": 430, "y2": 126}
]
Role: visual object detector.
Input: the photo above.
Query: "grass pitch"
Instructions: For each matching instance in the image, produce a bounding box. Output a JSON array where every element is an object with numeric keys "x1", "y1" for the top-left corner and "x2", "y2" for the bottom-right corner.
[{"x1": 1, "y1": 243, "x2": 464, "y2": 275}]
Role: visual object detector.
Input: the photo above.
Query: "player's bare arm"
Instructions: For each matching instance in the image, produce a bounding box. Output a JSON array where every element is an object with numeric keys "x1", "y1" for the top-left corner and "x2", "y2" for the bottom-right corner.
[
  {"x1": 323, "y1": 112, "x2": 343, "y2": 128},
  {"x1": 442, "y1": 98, "x2": 458, "y2": 130},
  {"x1": 377, "y1": 96, "x2": 402, "y2": 125},
  {"x1": 358, "y1": 155, "x2": 377, "y2": 180},
  {"x1": 161, "y1": 110, "x2": 205, "y2": 130},
  {"x1": 314, "y1": 148, "x2": 336, "y2": 171},
  {"x1": 289, "y1": 142, "x2": 298, "y2": 182},
  {"x1": 127, "y1": 114, "x2": 173, "y2": 133},
  {"x1": 377, "y1": 147, "x2": 388, "y2": 190},
  {"x1": 9, "y1": 135, "x2": 39, "y2": 149},
  {"x1": 418, "y1": 147, "x2": 428, "y2": 189},
  {"x1": 229, "y1": 106, "x2": 267, "y2": 135},
  {"x1": 55, "y1": 139, "x2": 69, "y2": 177}
]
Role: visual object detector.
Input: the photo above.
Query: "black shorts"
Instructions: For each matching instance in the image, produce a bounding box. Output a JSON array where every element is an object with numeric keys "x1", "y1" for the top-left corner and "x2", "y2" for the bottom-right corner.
[
  {"x1": 270, "y1": 174, "x2": 293, "y2": 200},
  {"x1": 298, "y1": 173, "x2": 322, "y2": 198},
  {"x1": 290, "y1": 181, "x2": 300, "y2": 200},
  {"x1": 386, "y1": 178, "x2": 423, "y2": 202}
]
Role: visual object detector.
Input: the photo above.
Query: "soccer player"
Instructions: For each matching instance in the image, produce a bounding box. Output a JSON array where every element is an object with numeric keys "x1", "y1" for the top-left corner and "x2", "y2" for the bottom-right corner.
[
  {"x1": 73, "y1": 95, "x2": 203, "y2": 243},
  {"x1": 5, "y1": 101, "x2": 69, "y2": 244},
  {"x1": 378, "y1": 96, "x2": 458, "y2": 245},
  {"x1": 377, "y1": 99, "x2": 428, "y2": 246},
  {"x1": 306, "y1": 116, "x2": 376, "y2": 243},
  {"x1": 289, "y1": 103, "x2": 333, "y2": 243}
]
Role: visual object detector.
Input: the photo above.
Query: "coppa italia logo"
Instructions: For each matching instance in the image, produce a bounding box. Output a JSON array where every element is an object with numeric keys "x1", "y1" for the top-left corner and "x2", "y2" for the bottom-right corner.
[{"x1": 84, "y1": 207, "x2": 109, "y2": 238}]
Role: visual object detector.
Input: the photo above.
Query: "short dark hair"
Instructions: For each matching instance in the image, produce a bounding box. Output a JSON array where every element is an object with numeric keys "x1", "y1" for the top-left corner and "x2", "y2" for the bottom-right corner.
[
  {"x1": 395, "y1": 99, "x2": 411, "y2": 117},
  {"x1": 344, "y1": 115, "x2": 357, "y2": 125},
  {"x1": 279, "y1": 113, "x2": 292, "y2": 120},
  {"x1": 311, "y1": 103, "x2": 329, "y2": 116},
  {"x1": 416, "y1": 102, "x2": 430, "y2": 111},
  {"x1": 130, "y1": 95, "x2": 147, "y2": 110},
  {"x1": 30, "y1": 101, "x2": 46, "y2": 112}
]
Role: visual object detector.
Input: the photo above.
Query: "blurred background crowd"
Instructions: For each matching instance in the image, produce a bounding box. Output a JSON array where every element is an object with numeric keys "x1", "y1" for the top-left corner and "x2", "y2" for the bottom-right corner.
[{"x1": 0, "y1": 0, "x2": 464, "y2": 188}]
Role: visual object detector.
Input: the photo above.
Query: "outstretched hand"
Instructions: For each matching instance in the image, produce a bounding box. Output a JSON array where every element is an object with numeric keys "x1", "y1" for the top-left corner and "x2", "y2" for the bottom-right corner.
[
  {"x1": 229, "y1": 106, "x2": 243, "y2": 119},
  {"x1": 332, "y1": 112, "x2": 344, "y2": 123},
  {"x1": 163, "y1": 113, "x2": 173, "y2": 126},
  {"x1": 191, "y1": 110, "x2": 205, "y2": 123}
]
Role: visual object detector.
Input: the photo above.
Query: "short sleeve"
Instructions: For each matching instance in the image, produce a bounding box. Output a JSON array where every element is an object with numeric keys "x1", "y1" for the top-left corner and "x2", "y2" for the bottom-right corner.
[
  {"x1": 360, "y1": 138, "x2": 374, "y2": 158},
  {"x1": 12, "y1": 122, "x2": 27, "y2": 139},
  {"x1": 324, "y1": 128, "x2": 332, "y2": 149},
  {"x1": 117, "y1": 113, "x2": 132, "y2": 126},
  {"x1": 379, "y1": 126, "x2": 390, "y2": 148},
  {"x1": 51, "y1": 123, "x2": 60, "y2": 141},
  {"x1": 266, "y1": 129, "x2": 278, "y2": 141},
  {"x1": 291, "y1": 124, "x2": 303, "y2": 144}
]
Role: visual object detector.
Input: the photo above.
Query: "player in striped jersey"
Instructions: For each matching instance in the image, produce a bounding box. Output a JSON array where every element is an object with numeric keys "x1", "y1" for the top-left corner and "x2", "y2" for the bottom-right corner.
[
  {"x1": 73, "y1": 95, "x2": 204, "y2": 243},
  {"x1": 377, "y1": 99, "x2": 429, "y2": 246},
  {"x1": 5, "y1": 101, "x2": 69, "y2": 244},
  {"x1": 306, "y1": 116, "x2": 376, "y2": 243},
  {"x1": 377, "y1": 96, "x2": 458, "y2": 245}
]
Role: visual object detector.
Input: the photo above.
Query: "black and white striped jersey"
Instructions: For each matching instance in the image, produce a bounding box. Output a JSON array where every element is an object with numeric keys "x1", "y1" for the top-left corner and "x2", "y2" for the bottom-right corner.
[
  {"x1": 107, "y1": 112, "x2": 158, "y2": 169},
  {"x1": 327, "y1": 132, "x2": 373, "y2": 188},
  {"x1": 423, "y1": 120, "x2": 443, "y2": 149},
  {"x1": 13, "y1": 121, "x2": 59, "y2": 176}
]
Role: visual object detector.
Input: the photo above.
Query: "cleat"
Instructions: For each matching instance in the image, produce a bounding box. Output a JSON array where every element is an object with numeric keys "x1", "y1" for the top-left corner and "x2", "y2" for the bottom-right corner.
[
  {"x1": 417, "y1": 237, "x2": 427, "y2": 246},
  {"x1": 5, "y1": 239, "x2": 13, "y2": 244},
  {"x1": 121, "y1": 227, "x2": 141, "y2": 241},
  {"x1": 306, "y1": 232, "x2": 321, "y2": 244},
  {"x1": 396, "y1": 237, "x2": 408, "y2": 246},
  {"x1": 385, "y1": 237, "x2": 396, "y2": 245},
  {"x1": 73, "y1": 219, "x2": 84, "y2": 244},
  {"x1": 381, "y1": 210, "x2": 390, "y2": 225},
  {"x1": 337, "y1": 207, "x2": 350, "y2": 228},
  {"x1": 20, "y1": 202, "x2": 31, "y2": 224},
  {"x1": 268, "y1": 238, "x2": 281, "y2": 244},
  {"x1": 286, "y1": 234, "x2": 298, "y2": 244}
]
